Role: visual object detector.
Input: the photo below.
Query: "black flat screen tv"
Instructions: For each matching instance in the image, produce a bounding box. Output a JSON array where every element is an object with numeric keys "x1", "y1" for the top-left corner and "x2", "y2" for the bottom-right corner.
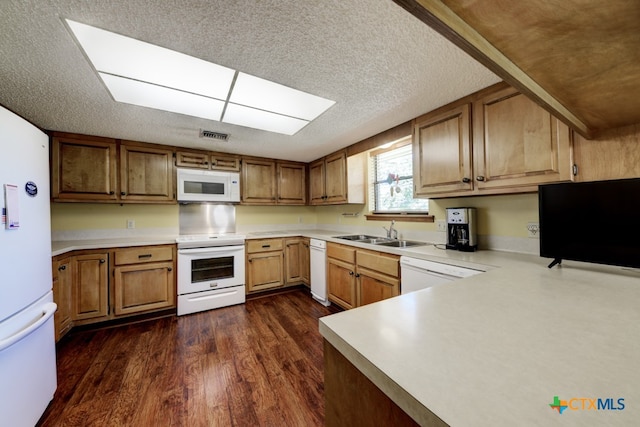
[{"x1": 539, "y1": 178, "x2": 640, "y2": 269}]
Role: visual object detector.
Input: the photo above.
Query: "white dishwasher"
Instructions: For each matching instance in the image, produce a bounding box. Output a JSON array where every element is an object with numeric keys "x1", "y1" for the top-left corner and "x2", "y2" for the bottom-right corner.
[
  {"x1": 310, "y1": 239, "x2": 330, "y2": 306},
  {"x1": 400, "y1": 256, "x2": 483, "y2": 294}
]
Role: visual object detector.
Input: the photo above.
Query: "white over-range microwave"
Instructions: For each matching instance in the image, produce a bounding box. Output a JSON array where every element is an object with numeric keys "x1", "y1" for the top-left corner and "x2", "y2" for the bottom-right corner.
[{"x1": 176, "y1": 168, "x2": 240, "y2": 203}]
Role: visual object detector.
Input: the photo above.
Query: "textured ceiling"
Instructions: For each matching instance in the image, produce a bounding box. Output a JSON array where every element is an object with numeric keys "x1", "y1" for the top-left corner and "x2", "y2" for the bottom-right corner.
[{"x1": 0, "y1": 0, "x2": 500, "y2": 162}]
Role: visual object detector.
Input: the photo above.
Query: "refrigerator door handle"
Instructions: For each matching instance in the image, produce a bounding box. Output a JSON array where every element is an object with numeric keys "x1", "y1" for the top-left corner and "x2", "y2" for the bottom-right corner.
[{"x1": 0, "y1": 302, "x2": 57, "y2": 352}]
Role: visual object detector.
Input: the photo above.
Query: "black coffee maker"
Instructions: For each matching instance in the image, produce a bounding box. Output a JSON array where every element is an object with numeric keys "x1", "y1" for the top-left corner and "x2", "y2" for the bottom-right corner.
[{"x1": 445, "y1": 207, "x2": 477, "y2": 251}]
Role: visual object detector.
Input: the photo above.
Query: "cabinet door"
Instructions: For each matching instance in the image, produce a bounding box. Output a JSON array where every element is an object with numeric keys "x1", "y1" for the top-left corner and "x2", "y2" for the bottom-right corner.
[
  {"x1": 72, "y1": 253, "x2": 109, "y2": 321},
  {"x1": 113, "y1": 261, "x2": 175, "y2": 316},
  {"x1": 284, "y1": 239, "x2": 303, "y2": 285},
  {"x1": 210, "y1": 154, "x2": 241, "y2": 171},
  {"x1": 309, "y1": 158, "x2": 326, "y2": 205},
  {"x1": 327, "y1": 257, "x2": 356, "y2": 310},
  {"x1": 324, "y1": 151, "x2": 348, "y2": 204},
  {"x1": 241, "y1": 158, "x2": 277, "y2": 204},
  {"x1": 301, "y1": 239, "x2": 310, "y2": 286},
  {"x1": 176, "y1": 151, "x2": 209, "y2": 169},
  {"x1": 413, "y1": 104, "x2": 473, "y2": 197},
  {"x1": 246, "y1": 251, "x2": 284, "y2": 292},
  {"x1": 52, "y1": 258, "x2": 73, "y2": 341},
  {"x1": 473, "y1": 87, "x2": 572, "y2": 190},
  {"x1": 120, "y1": 144, "x2": 174, "y2": 202},
  {"x1": 357, "y1": 267, "x2": 399, "y2": 307},
  {"x1": 277, "y1": 162, "x2": 307, "y2": 205},
  {"x1": 51, "y1": 136, "x2": 118, "y2": 201},
  {"x1": 572, "y1": 123, "x2": 640, "y2": 182}
]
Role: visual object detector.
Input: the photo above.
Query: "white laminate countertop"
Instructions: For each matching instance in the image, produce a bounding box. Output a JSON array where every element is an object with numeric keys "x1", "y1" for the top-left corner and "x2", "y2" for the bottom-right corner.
[
  {"x1": 319, "y1": 257, "x2": 640, "y2": 426},
  {"x1": 51, "y1": 236, "x2": 178, "y2": 256}
]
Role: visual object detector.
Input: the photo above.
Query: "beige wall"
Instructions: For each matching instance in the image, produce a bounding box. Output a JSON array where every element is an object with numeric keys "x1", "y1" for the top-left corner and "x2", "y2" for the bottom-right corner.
[
  {"x1": 50, "y1": 193, "x2": 538, "y2": 239},
  {"x1": 312, "y1": 193, "x2": 538, "y2": 238},
  {"x1": 51, "y1": 203, "x2": 178, "y2": 230}
]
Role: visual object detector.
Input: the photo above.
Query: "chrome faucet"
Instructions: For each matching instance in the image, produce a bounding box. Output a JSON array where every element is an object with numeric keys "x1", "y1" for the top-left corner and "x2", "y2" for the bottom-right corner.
[{"x1": 383, "y1": 220, "x2": 398, "y2": 240}]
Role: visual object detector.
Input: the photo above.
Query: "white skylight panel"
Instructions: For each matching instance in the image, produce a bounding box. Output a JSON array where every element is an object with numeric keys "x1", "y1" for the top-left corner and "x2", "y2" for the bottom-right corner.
[
  {"x1": 99, "y1": 73, "x2": 225, "y2": 121},
  {"x1": 230, "y1": 73, "x2": 335, "y2": 121},
  {"x1": 67, "y1": 20, "x2": 336, "y2": 134},
  {"x1": 66, "y1": 19, "x2": 234, "y2": 100},
  {"x1": 223, "y1": 104, "x2": 309, "y2": 135}
]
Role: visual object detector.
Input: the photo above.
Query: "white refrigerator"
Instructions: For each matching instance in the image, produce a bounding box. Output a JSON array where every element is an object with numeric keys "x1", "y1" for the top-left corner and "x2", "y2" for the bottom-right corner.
[{"x1": 0, "y1": 106, "x2": 57, "y2": 426}]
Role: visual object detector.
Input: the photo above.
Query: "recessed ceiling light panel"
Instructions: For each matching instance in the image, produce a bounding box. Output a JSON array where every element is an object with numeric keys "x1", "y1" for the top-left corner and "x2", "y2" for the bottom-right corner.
[
  {"x1": 67, "y1": 19, "x2": 234, "y2": 100},
  {"x1": 99, "y1": 73, "x2": 225, "y2": 120},
  {"x1": 66, "y1": 19, "x2": 335, "y2": 135},
  {"x1": 230, "y1": 73, "x2": 335, "y2": 121},
  {"x1": 223, "y1": 104, "x2": 309, "y2": 135}
]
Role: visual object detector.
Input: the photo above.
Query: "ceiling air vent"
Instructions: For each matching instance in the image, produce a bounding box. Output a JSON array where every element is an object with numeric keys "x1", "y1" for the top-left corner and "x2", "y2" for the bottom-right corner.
[{"x1": 199, "y1": 129, "x2": 230, "y2": 141}]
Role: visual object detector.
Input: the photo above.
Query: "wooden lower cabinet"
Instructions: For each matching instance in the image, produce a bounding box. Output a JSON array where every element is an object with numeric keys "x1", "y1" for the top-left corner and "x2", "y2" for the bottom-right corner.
[
  {"x1": 301, "y1": 238, "x2": 310, "y2": 286},
  {"x1": 327, "y1": 256, "x2": 357, "y2": 309},
  {"x1": 113, "y1": 245, "x2": 175, "y2": 316},
  {"x1": 285, "y1": 238, "x2": 310, "y2": 285},
  {"x1": 324, "y1": 340, "x2": 427, "y2": 427},
  {"x1": 247, "y1": 237, "x2": 309, "y2": 294},
  {"x1": 327, "y1": 242, "x2": 400, "y2": 310},
  {"x1": 358, "y1": 268, "x2": 400, "y2": 307},
  {"x1": 72, "y1": 252, "x2": 109, "y2": 321},
  {"x1": 52, "y1": 257, "x2": 73, "y2": 341},
  {"x1": 52, "y1": 244, "x2": 176, "y2": 340},
  {"x1": 247, "y1": 251, "x2": 284, "y2": 292}
]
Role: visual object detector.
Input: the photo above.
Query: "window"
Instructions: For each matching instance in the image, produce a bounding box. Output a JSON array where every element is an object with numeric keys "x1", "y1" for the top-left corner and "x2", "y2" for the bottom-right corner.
[{"x1": 371, "y1": 139, "x2": 428, "y2": 213}]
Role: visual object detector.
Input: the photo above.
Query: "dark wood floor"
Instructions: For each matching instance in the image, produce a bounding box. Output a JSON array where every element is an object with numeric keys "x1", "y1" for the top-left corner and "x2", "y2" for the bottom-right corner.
[{"x1": 37, "y1": 289, "x2": 340, "y2": 427}]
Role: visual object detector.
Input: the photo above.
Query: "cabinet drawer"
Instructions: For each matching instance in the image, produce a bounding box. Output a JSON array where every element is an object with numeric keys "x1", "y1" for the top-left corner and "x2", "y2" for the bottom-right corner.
[
  {"x1": 114, "y1": 245, "x2": 174, "y2": 265},
  {"x1": 246, "y1": 238, "x2": 284, "y2": 253},
  {"x1": 357, "y1": 250, "x2": 399, "y2": 278},
  {"x1": 327, "y1": 243, "x2": 356, "y2": 264}
]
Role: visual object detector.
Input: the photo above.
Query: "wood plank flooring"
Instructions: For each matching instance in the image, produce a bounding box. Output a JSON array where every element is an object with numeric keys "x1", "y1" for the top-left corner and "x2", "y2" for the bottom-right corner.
[{"x1": 37, "y1": 289, "x2": 340, "y2": 427}]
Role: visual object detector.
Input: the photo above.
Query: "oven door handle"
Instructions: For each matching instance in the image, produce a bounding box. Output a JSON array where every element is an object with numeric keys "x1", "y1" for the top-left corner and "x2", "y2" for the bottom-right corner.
[{"x1": 178, "y1": 245, "x2": 244, "y2": 255}]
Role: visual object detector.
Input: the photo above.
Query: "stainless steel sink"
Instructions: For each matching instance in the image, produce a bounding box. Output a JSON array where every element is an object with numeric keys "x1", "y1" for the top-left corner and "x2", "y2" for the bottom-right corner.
[
  {"x1": 358, "y1": 238, "x2": 393, "y2": 244},
  {"x1": 334, "y1": 235, "x2": 426, "y2": 248},
  {"x1": 376, "y1": 240, "x2": 426, "y2": 248},
  {"x1": 334, "y1": 234, "x2": 383, "y2": 241}
]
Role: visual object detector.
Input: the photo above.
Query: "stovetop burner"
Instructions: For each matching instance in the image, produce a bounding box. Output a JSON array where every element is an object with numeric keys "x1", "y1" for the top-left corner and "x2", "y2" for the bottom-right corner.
[{"x1": 176, "y1": 234, "x2": 246, "y2": 249}]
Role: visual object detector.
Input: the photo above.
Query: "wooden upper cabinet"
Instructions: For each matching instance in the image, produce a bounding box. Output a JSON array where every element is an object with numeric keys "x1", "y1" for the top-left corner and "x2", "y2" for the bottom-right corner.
[
  {"x1": 51, "y1": 135, "x2": 118, "y2": 201},
  {"x1": 473, "y1": 86, "x2": 572, "y2": 190},
  {"x1": 175, "y1": 150, "x2": 209, "y2": 169},
  {"x1": 210, "y1": 154, "x2": 240, "y2": 171},
  {"x1": 572, "y1": 122, "x2": 640, "y2": 182},
  {"x1": 241, "y1": 157, "x2": 307, "y2": 205},
  {"x1": 309, "y1": 150, "x2": 365, "y2": 205},
  {"x1": 412, "y1": 83, "x2": 574, "y2": 199},
  {"x1": 176, "y1": 150, "x2": 240, "y2": 171},
  {"x1": 277, "y1": 161, "x2": 306, "y2": 205},
  {"x1": 120, "y1": 143, "x2": 175, "y2": 202},
  {"x1": 413, "y1": 103, "x2": 473, "y2": 197},
  {"x1": 241, "y1": 157, "x2": 277, "y2": 204},
  {"x1": 324, "y1": 151, "x2": 348, "y2": 203},
  {"x1": 309, "y1": 158, "x2": 326, "y2": 204}
]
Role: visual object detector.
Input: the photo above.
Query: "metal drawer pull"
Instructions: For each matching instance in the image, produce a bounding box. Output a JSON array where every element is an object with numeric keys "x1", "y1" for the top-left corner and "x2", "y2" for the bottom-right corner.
[
  {"x1": 100, "y1": 259, "x2": 105, "y2": 263},
  {"x1": 138, "y1": 254, "x2": 152, "y2": 259},
  {"x1": 58, "y1": 265, "x2": 66, "y2": 271},
  {"x1": 209, "y1": 282, "x2": 218, "y2": 288},
  {"x1": 261, "y1": 245, "x2": 271, "y2": 248}
]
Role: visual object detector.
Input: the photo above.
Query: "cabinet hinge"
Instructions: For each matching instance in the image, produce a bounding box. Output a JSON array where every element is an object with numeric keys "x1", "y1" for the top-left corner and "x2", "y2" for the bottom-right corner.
[{"x1": 572, "y1": 164, "x2": 578, "y2": 176}]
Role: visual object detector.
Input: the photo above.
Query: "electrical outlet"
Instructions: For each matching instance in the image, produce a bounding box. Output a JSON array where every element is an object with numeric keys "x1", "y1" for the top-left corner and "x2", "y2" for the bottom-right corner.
[
  {"x1": 436, "y1": 220, "x2": 446, "y2": 232},
  {"x1": 127, "y1": 219, "x2": 135, "y2": 229},
  {"x1": 527, "y1": 222, "x2": 539, "y2": 238}
]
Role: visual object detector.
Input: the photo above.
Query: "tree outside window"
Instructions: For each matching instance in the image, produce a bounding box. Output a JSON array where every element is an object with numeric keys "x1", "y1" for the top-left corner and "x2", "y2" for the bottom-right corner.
[{"x1": 371, "y1": 139, "x2": 428, "y2": 213}]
